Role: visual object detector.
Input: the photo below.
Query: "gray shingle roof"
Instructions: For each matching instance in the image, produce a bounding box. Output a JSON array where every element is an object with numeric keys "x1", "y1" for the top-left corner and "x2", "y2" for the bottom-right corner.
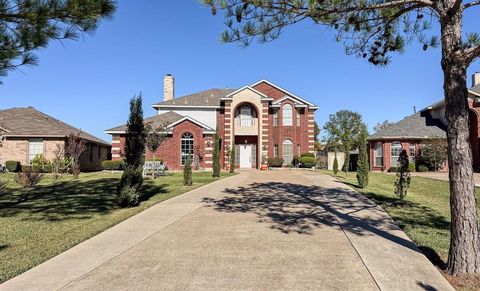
[
  {"x1": 368, "y1": 112, "x2": 446, "y2": 140},
  {"x1": 106, "y1": 111, "x2": 184, "y2": 132},
  {"x1": 153, "y1": 89, "x2": 235, "y2": 107},
  {"x1": 471, "y1": 84, "x2": 480, "y2": 95},
  {"x1": 0, "y1": 107, "x2": 110, "y2": 146}
]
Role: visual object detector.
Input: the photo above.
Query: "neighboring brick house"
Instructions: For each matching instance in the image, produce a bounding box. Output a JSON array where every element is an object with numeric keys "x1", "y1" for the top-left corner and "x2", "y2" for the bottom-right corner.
[
  {"x1": 0, "y1": 107, "x2": 111, "y2": 171},
  {"x1": 368, "y1": 72, "x2": 480, "y2": 172},
  {"x1": 106, "y1": 75, "x2": 318, "y2": 170}
]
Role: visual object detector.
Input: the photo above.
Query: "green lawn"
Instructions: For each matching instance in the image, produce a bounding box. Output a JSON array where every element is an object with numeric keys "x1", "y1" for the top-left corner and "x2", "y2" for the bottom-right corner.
[
  {"x1": 318, "y1": 170, "x2": 480, "y2": 264},
  {"x1": 0, "y1": 171, "x2": 233, "y2": 283}
]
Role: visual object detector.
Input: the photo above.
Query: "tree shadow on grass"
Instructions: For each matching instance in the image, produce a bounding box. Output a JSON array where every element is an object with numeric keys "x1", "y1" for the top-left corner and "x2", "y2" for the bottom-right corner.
[
  {"x1": 0, "y1": 178, "x2": 166, "y2": 221},
  {"x1": 203, "y1": 181, "x2": 425, "y2": 253}
]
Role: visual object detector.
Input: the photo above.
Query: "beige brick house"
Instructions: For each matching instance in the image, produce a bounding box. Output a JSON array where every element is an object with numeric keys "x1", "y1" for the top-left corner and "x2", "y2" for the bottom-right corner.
[{"x1": 0, "y1": 107, "x2": 111, "y2": 171}]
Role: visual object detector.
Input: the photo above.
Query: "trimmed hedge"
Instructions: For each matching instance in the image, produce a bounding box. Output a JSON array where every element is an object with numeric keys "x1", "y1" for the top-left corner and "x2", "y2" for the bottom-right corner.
[
  {"x1": 5, "y1": 161, "x2": 20, "y2": 172},
  {"x1": 298, "y1": 156, "x2": 316, "y2": 168},
  {"x1": 300, "y1": 153, "x2": 315, "y2": 158},
  {"x1": 418, "y1": 165, "x2": 429, "y2": 172},
  {"x1": 102, "y1": 160, "x2": 124, "y2": 171},
  {"x1": 268, "y1": 157, "x2": 284, "y2": 167}
]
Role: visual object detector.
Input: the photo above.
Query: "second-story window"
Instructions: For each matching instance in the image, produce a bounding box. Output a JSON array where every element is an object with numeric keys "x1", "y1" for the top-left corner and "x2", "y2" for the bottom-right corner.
[
  {"x1": 283, "y1": 104, "x2": 293, "y2": 126},
  {"x1": 273, "y1": 109, "x2": 278, "y2": 126}
]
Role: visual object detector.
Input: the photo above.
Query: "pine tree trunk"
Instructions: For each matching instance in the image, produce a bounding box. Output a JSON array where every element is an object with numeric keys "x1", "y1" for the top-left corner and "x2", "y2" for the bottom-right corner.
[{"x1": 441, "y1": 10, "x2": 480, "y2": 275}]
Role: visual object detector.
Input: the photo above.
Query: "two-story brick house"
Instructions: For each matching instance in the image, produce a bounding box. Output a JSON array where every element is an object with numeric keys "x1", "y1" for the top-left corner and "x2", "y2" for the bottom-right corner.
[{"x1": 106, "y1": 75, "x2": 318, "y2": 170}]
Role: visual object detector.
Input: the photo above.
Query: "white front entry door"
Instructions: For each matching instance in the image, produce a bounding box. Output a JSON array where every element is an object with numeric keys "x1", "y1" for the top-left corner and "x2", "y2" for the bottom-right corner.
[{"x1": 239, "y1": 144, "x2": 253, "y2": 168}]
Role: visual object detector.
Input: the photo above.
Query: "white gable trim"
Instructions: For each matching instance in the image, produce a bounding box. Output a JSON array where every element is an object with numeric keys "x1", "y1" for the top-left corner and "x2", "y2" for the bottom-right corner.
[
  {"x1": 250, "y1": 79, "x2": 317, "y2": 107},
  {"x1": 152, "y1": 104, "x2": 221, "y2": 109},
  {"x1": 469, "y1": 89, "x2": 480, "y2": 98},
  {"x1": 222, "y1": 85, "x2": 270, "y2": 99},
  {"x1": 167, "y1": 116, "x2": 214, "y2": 130},
  {"x1": 272, "y1": 96, "x2": 305, "y2": 105}
]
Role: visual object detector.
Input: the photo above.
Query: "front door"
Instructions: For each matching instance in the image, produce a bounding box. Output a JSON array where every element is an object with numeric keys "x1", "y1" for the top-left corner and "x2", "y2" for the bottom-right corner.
[{"x1": 239, "y1": 144, "x2": 253, "y2": 168}]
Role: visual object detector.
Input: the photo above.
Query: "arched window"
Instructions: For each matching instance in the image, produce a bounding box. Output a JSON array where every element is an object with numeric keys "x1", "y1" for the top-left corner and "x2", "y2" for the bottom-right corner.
[
  {"x1": 390, "y1": 141, "x2": 402, "y2": 166},
  {"x1": 409, "y1": 143, "x2": 415, "y2": 163},
  {"x1": 282, "y1": 104, "x2": 293, "y2": 126},
  {"x1": 374, "y1": 142, "x2": 383, "y2": 166},
  {"x1": 180, "y1": 133, "x2": 194, "y2": 166},
  {"x1": 283, "y1": 139, "x2": 293, "y2": 165}
]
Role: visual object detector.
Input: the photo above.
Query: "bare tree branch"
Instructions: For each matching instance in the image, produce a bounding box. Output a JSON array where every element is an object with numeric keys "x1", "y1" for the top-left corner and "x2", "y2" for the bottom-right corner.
[{"x1": 464, "y1": 0, "x2": 480, "y2": 8}]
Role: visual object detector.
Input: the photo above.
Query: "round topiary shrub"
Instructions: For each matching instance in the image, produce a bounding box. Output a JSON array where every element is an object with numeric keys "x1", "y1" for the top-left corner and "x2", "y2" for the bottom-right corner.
[
  {"x1": 102, "y1": 160, "x2": 124, "y2": 171},
  {"x1": 5, "y1": 161, "x2": 20, "y2": 172},
  {"x1": 268, "y1": 157, "x2": 284, "y2": 167},
  {"x1": 298, "y1": 156, "x2": 317, "y2": 168},
  {"x1": 418, "y1": 165, "x2": 429, "y2": 172}
]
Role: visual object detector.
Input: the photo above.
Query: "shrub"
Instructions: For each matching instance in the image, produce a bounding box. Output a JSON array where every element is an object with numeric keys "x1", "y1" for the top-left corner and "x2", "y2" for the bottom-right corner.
[
  {"x1": 229, "y1": 147, "x2": 235, "y2": 173},
  {"x1": 356, "y1": 130, "x2": 369, "y2": 188},
  {"x1": 212, "y1": 131, "x2": 220, "y2": 177},
  {"x1": 183, "y1": 156, "x2": 192, "y2": 186},
  {"x1": 418, "y1": 165, "x2": 429, "y2": 172},
  {"x1": 388, "y1": 167, "x2": 399, "y2": 173},
  {"x1": 14, "y1": 168, "x2": 44, "y2": 188},
  {"x1": 31, "y1": 155, "x2": 52, "y2": 173},
  {"x1": 5, "y1": 161, "x2": 20, "y2": 172},
  {"x1": 102, "y1": 160, "x2": 124, "y2": 171},
  {"x1": 333, "y1": 153, "x2": 339, "y2": 175},
  {"x1": 394, "y1": 150, "x2": 411, "y2": 201},
  {"x1": 292, "y1": 155, "x2": 300, "y2": 167},
  {"x1": 268, "y1": 157, "x2": 284, "y2": 167},
  {"x1": 298, "y1": 156, "x2": 316, "y2": 168},
  {"x1": 300, "y1": 152, "x2": 315, "y2": 158},
  {"x1": 117, "y1": 186, "x2": 139, "y2": 208},
  {"x1": 117, "y1": 166, "x2": 143, "y2": 207},
  {"x1": 408, "y1": 162, "x2": 415, "y2": 172}
]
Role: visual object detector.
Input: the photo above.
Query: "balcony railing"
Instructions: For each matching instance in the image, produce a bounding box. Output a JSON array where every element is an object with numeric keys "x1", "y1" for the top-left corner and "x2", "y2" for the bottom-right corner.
[{"x1": 235, "y1": 117, "x2": 257, "y2": 128}]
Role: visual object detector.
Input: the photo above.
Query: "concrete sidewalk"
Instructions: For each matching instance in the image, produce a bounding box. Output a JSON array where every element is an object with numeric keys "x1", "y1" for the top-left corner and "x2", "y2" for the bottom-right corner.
[{"x1": 1, "y1": 170, "x2": 453, "y2": 290}]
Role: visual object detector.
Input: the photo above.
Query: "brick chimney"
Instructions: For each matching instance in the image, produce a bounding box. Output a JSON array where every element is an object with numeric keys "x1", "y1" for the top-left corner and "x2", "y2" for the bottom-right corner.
[
  {"x1": 472, "y1": 72, "x2": 480, "y2": 87},
  {"x1": 164, "y1": 74, "x2": 174, "y2": 101}
]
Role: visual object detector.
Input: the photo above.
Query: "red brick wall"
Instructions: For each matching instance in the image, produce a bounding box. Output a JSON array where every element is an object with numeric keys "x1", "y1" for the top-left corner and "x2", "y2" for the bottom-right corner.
[
  {"x1": 113, "y1": 120, "x2": 209, "y2": 170},
  {"x1": 253, "y1": 81, "x2": 286, "y2": 100}
]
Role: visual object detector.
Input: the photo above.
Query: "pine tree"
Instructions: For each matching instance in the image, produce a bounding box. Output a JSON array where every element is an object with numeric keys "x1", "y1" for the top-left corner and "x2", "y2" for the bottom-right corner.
[
  {"x1": 333, "y1": 152, "x2": 339, "y2": 175},
  {"x1": 118, "y1": 94, "x2": 146, "y2": 207},
  {"x1": 0, "y1": 0, "x2": 116, "y2": 81},
  {"x1": 394, "y1": 150, "x2": 411, "y2": 201},
  {"x1": 124, "y1": 94, "x2": 146, "y2": 169},
  {"x1": 356, "y1": 129, "x2": 369, "y2": 188},
  {"x1": 183, "y1": 156, "x2": 192, "y2": 186},
  {"x1": 212, "y1": 131, "x2": 220, "y2": 177},
  {"x1": 229, "y1": 146, "x2": 235, "y2": 173}
]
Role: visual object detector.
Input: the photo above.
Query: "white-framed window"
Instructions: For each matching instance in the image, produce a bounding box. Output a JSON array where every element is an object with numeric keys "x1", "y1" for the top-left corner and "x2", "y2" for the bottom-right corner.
[
  {"x1": 296, "y1": 109, "x2": 301, "y2": 126},
  {"x1": 409, "y1": 143, "x2": 415, "y2": 163},
  {"x1": 180, "y1": 133, "x2": 194, "y2": 166},
  {"x1": 274, "y1": 144, "x2": 279, "y2": 157},
  {"x1": 374, "y1": 142, "x2": 383, "y2": 167},
  {"x1": 283, "y1": 139, "x2": 293, "y2": 165},
  {"x1": 390, "y1": 141, "x2": 402, "y2": 166},
  {"x1": 273, "y1": 109, "x2": 278, "y2": 126},
  {"x1": 239, "y1": 105, "x2": 253, "y2": 127},
  {"x1": 28, "y1": 139, "x2": 44, "y2": 163},
  {"x1": 282, "y1": 104, "x2": 293, "y2": 126}
]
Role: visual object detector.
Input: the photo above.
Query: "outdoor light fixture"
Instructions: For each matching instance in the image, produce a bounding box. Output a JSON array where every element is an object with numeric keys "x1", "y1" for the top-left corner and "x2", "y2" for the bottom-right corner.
[
  {"x1": 263, "y1": 145, "x2": 267, "y2": 151},
  {"x1": 207, "y1": 139, "x2": 211, "y2": 147}
]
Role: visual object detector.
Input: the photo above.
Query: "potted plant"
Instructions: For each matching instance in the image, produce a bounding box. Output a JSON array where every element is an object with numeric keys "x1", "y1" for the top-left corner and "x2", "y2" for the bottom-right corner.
[{"x1": 261, "y1": 155, "x2": 268, "y2": 170}]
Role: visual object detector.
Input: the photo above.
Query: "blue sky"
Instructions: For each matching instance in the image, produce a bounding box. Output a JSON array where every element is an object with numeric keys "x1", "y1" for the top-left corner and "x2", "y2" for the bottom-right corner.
[{"x1": 0, "y1": 0, "x2": 479, "y2": 142}]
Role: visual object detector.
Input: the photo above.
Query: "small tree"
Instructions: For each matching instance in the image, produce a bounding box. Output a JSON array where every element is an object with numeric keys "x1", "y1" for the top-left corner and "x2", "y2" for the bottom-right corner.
[
  {"x1": 118, "y1": 94, "x2": 146, "y2": 207},
  {"x1": 183, "y1": 156, "x2": 192, "y2": 186},
  {"x1": 323, "y1": 110, "x2": 365, "y2": 174},
  {"x1": 212, "y1": 131, "x2": 220, "y2": 177},
  {"x1": 394, "y1": 150, "x2": 411, "y2": 201},
  {"x1": 356, "y1": 128, "x2": 369, "y2": 188},
  {"x1": 229, "y1": 146, "x2": 235, "y2": 173},
  {"x1": 52, "y1": 144, "x2": 68, "y2": 183},
  {"x1": 420, "y1": 138, "x2": 448, "y2": 171},
  {"x1": 333, "y1": 152, "x2": 339, "y2": 175},
  {"x1": 145, "y1": 123, "x2": 167, "y2": 179},
  {"x1": 65, "y1": 132, "x2": 86, "y2": 179}
]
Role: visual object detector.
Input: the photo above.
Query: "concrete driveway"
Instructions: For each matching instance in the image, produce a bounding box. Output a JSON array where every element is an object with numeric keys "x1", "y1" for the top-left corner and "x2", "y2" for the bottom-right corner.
[{"x1": 1, "y1": 170, "x2": 452, "y2": 291}]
